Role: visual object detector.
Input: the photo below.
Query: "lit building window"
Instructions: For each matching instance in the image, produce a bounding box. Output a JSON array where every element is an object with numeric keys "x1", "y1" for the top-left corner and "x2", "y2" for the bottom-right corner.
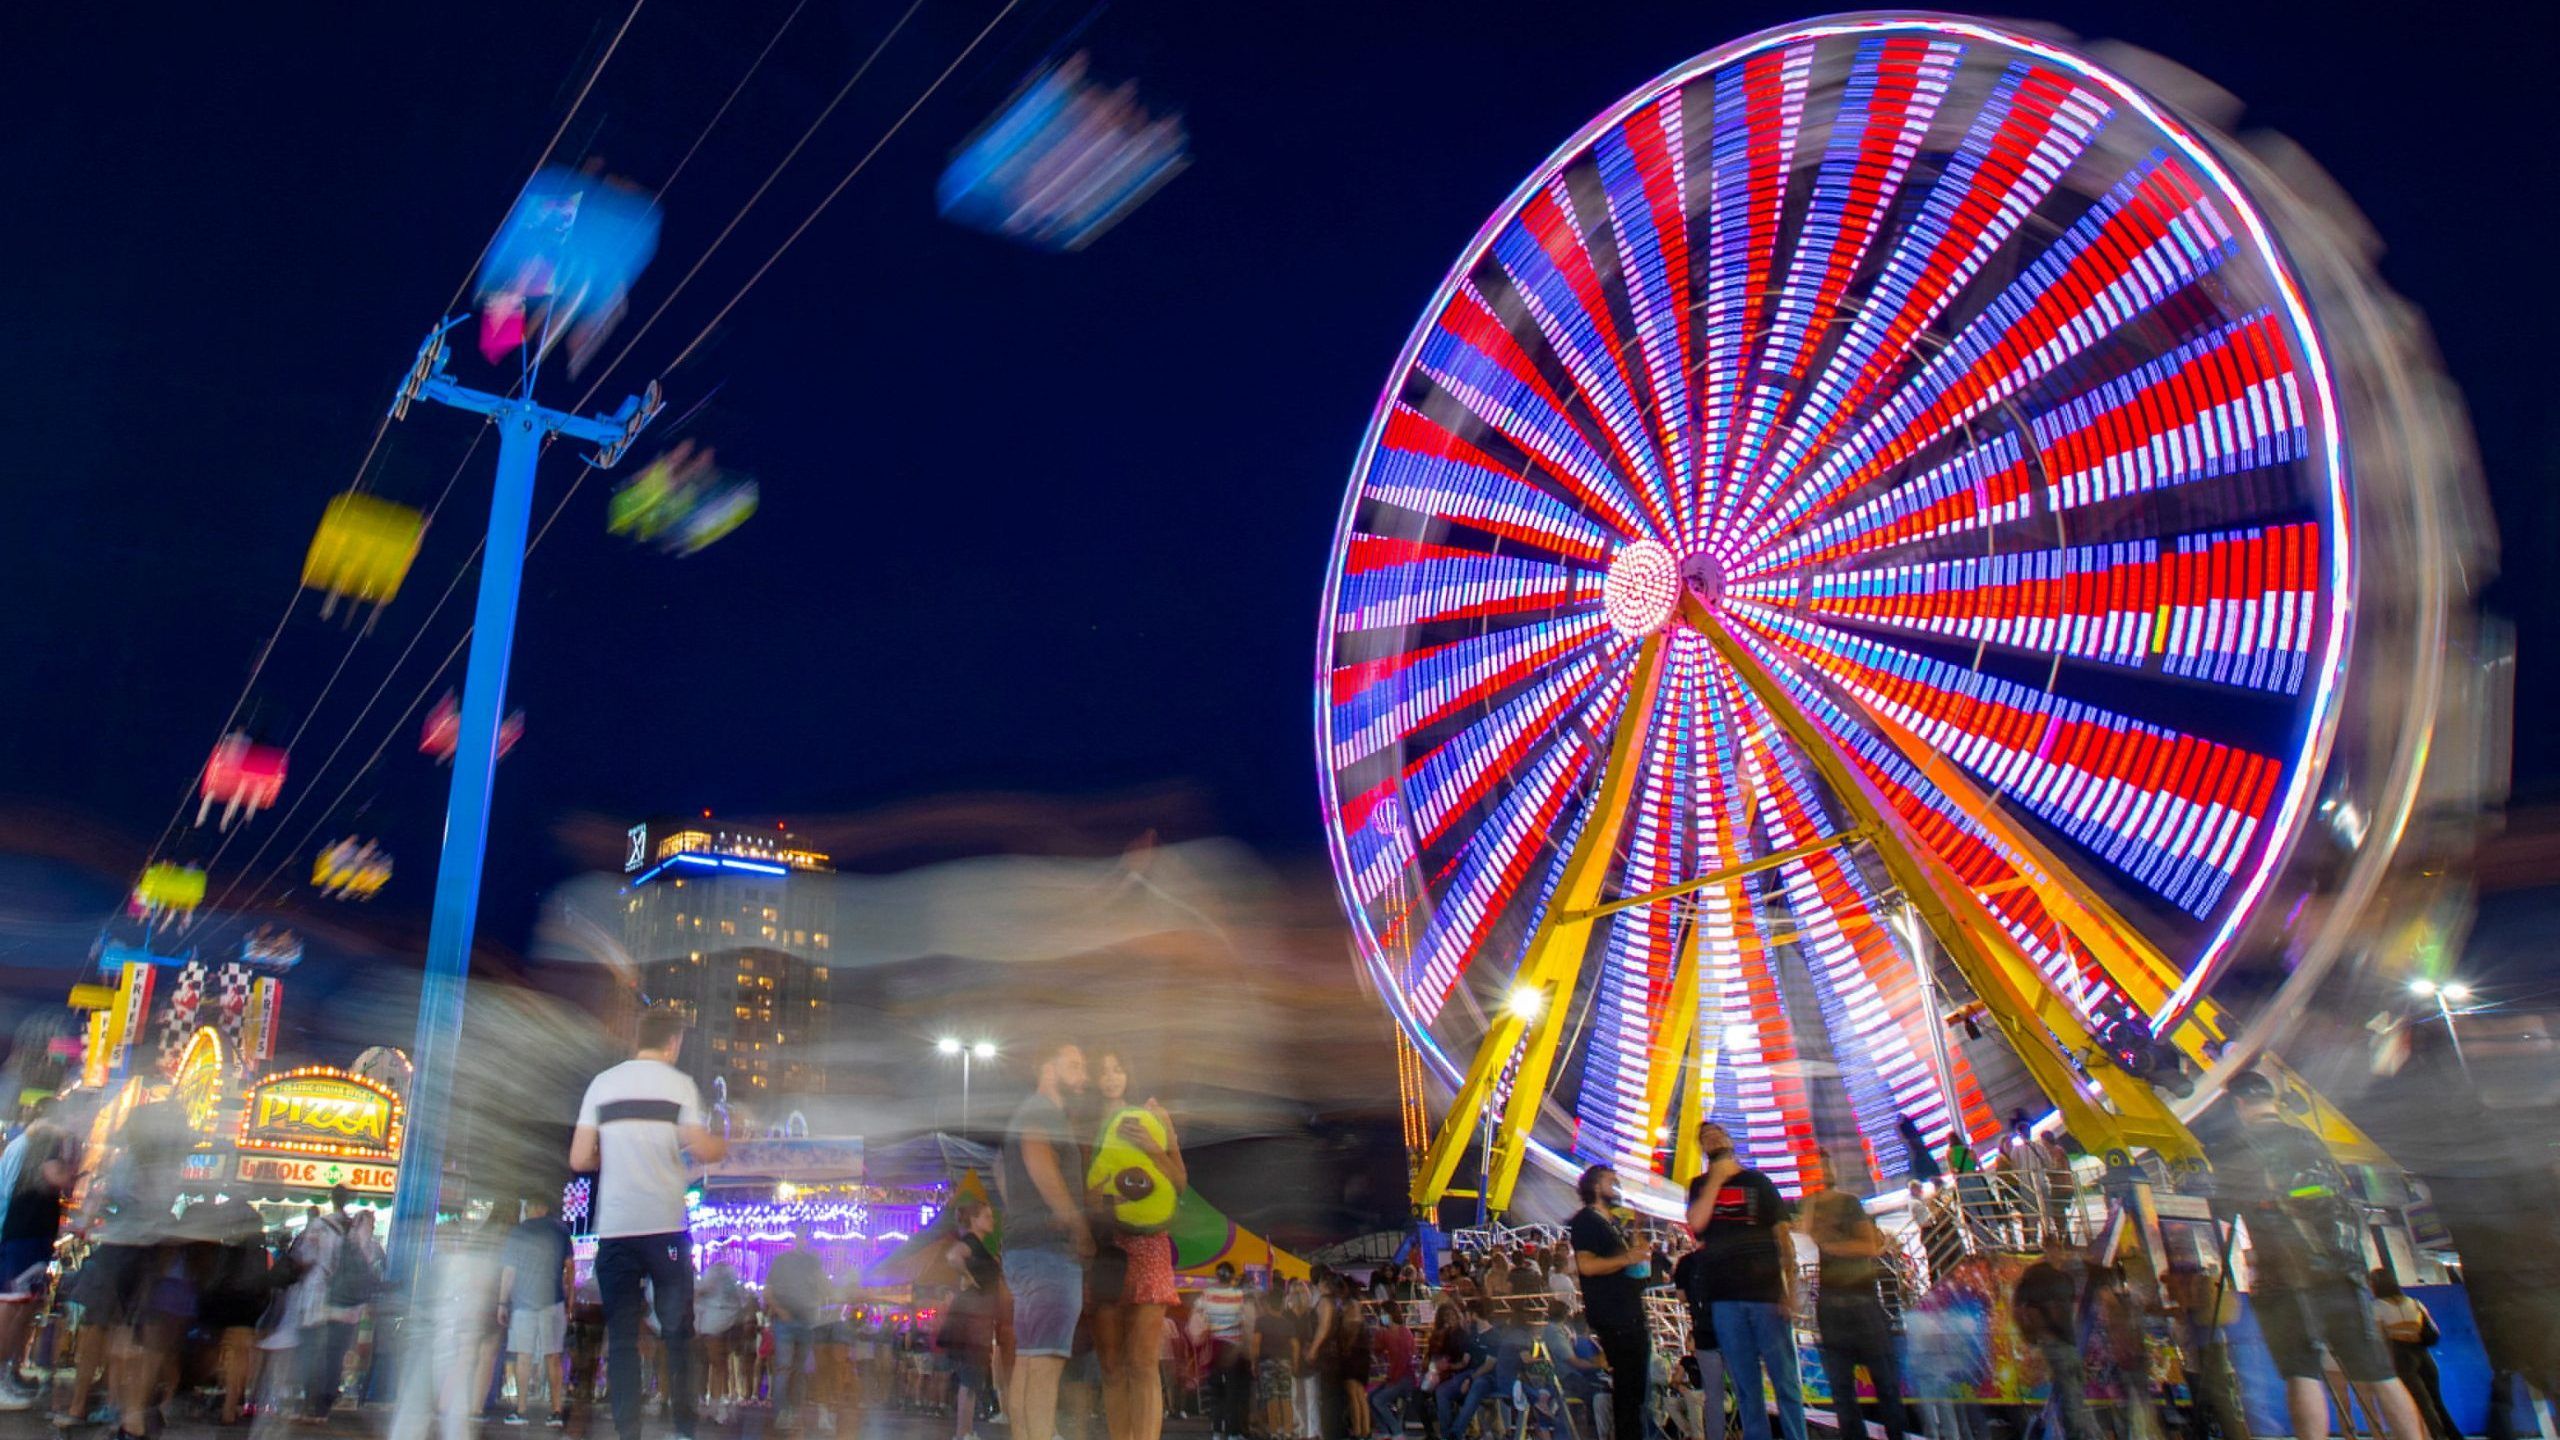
[
  {"x1": 814, "y1": 935, "x2": 829, "y2": 951},
  {"x1": 721, "y1": 921, "x2": 736, "y2": 936}
]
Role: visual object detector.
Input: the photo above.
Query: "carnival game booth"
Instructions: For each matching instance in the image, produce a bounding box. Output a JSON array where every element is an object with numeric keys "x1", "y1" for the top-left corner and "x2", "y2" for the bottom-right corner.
[{"x1": 566, "y1": 1129, "x2": 932, "y2": 1292}]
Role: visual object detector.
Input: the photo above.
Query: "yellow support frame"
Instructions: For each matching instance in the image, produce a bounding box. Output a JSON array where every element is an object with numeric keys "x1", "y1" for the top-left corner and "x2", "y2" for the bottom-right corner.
[
  {"x1": 1700, "y1": 620, "x2": 2206, "y2": 1169},
  {"x1": 1810, "y1": 666, "x2": 2388, "y2": 1164},
  {"x1": 1410, "y1": 635, "x2": 1670, "y2": 1212}
]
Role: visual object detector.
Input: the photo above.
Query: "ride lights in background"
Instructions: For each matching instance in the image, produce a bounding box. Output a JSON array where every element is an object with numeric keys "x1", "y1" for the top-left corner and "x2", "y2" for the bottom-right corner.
[
  {"x1": 936, "y1": 51, "x2": 1189, "y2": 253},
  {"x1": 198, "y1": 733, "x2": 287, "y2": 830}
]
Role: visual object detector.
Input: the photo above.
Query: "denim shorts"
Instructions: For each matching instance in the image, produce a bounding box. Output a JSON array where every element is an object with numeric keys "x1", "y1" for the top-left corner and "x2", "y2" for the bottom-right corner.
[{"x1": 1002, "y1": 1246, "x2": 1084, "y2": 1359}]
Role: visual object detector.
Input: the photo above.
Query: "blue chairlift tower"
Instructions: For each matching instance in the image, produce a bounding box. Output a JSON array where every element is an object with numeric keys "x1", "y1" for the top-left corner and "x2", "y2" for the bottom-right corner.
[{"x1": 382, "y1": 316, "x2": 659, "y2": 1283}]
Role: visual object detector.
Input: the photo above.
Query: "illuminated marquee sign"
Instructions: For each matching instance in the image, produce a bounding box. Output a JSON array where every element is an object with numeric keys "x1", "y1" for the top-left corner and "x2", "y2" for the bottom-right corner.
[
  {"x1": 238, "y1": 1067, "x2": 403, "y2": 1161},
  {"x1": 236, "y1": 1155, "x2": 397, "y2": 1195}
]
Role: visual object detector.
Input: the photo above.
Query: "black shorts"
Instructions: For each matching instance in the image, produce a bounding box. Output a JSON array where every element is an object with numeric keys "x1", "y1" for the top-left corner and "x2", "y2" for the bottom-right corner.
[{"x1": 2256, "y1": 1277, "x2": 2393, "y2": 1383}]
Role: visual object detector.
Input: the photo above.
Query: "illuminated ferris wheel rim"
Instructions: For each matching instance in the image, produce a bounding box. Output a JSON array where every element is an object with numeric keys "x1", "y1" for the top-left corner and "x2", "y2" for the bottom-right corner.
[
  {"x1": 1314, "y1": 12, "x2": 2363, "y2": 1207},
  {"x1": 1315, "y1": 6, "x2": 2354, "y2": 1023}
]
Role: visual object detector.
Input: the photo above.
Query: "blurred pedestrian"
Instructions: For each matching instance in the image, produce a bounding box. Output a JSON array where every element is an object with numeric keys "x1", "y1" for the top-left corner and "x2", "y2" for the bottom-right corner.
[
  {"x1": 2372, "y1": 1271, "x2": 2459, "y2": 1440},
  {"x1": 1333, "y1": 1277, "x2": 1372, "y2": 1440},
  {"x1": 1088, "y1": 1053, "x2": 1186, "y2": 1440},
  {"x1": 1895, "y1": 1117, "x2": 1941, "y2": 1185},
  {"x1": 0, "y1": 1115, "x2": 74, "y2": 1411},
  {"x1": 1195, "y1": 1263, "x2": 1251, "y2": 1440},
  {"x1": 500, "y1": 1194, "x2": 573, "y2": 1427},
  {"x1": 768, "y1": 1227, "x2": 830, "y2": 1431},
  {"x1": 2213, "y1": 1073, "x2": 2426, "y2": 1440},
  {"x1": 286, "y1": 1185, "x2": 367, "y2": 1423},
  {"x1": 1364, "y1": 1299, "x2": 1417, "y2": 1438},
  {"x1": 1687, "y1": 1123, "x2": 1803, "y2": 1440},
  {"x1": 942, "y1": 1201, "x2": 1001, "y2": 1440},
  {"x1": 388, "y1": 1213, "x2": 504, "y2": 1440},
  {"x1": 2014, "y1": 1235, "x2": 2098, "y2": 1440},
  {"x1": 695, "y1": 1263, "x2": 748, "y2": 1426},
  {"x1": 1568, "y1": 1164, "x2": 1654, "y2": 1440},
  {"x1": 998, "y1": 1040, "x2": 1093, "y2": 1440},
  {"x1": 571, "y1": 1007, "x2": 726, "y2": 1440},
  {"x1": 197, "y1": 1199, "x2": 276, "y2": 1426},
  {"x1": 94, "y1": 1100, "x2": 188, "y2": 1440},
  {"x1": 1803, "y1": 1173, "x2": 1907, "y2": 1440}
]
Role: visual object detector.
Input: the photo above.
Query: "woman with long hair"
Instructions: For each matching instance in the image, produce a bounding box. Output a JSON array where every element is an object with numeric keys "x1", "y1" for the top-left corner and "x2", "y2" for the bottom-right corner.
[
  {"x1": 1088, "y1": 1052, "x2": 1187, "y2": 1440},
  {"x1": 2370, "y1": 1271, "x2": 2460, "y2": 1440},
  {"x1": 1330, "y1": 1276, "x2": 1372, "y2": 1440}
]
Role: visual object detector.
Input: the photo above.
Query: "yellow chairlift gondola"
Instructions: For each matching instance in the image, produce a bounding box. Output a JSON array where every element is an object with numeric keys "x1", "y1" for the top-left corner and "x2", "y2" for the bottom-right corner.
[{"x1": 301, "y1": 493, "x2": 424, "y2": 621}]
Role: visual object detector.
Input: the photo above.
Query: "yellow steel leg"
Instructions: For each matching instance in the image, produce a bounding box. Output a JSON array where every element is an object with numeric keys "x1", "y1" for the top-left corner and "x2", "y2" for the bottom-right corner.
[{"x1": 1410, "y1": 635, "x2": 1671, "y2": 1211}]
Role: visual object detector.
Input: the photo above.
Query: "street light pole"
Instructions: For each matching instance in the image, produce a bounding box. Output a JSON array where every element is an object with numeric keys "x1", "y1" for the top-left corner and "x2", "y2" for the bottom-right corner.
[{"x1": 938, "y1": 1038, "x2": 998, "y2": 1137}]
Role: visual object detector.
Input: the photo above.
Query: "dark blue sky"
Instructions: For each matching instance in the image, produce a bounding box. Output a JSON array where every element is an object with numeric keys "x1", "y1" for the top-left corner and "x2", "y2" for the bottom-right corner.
[{"x1": 0, "y1": 0, "x2": 2546, "y2": 962}]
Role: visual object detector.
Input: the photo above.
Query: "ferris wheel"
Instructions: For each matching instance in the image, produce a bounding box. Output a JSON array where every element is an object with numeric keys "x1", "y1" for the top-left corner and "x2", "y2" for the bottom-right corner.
[{"x1": 1316, "y1": 14, "x2": 2479, "y2": 1218}]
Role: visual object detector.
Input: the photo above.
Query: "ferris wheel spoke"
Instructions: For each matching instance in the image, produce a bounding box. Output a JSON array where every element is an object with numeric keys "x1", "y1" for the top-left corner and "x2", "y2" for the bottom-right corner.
[
  {"x1": 1417, "y1": 288, "x2": 1663, "y2": 541},
  {"x1": 2033, "y1": 309, "x2": 2311, "y2": 516},
  {"x1": 1736, "y1": 151, "x2": 2247, "y2": 562},
  {"x1": 1330, "y1": 536, "x2": 1598, "y2": 635},
  {"x1": 1737, "y1": 433, "x2": 2031, "y2": 580},
  {"x1": 1767, "y1": 520, "x2": 2321, "y2": 693},
  {"x1": 1732, "y1": 602, "x2": 2285, "y2": 920},
  {"x1": 1688, "y1": 42, "x2": 1812, "y2": 548},
  {"x1": 1592, "y1": 93, "x2": 1701, "y2": 549},
  {"x1": 1711, "y1": 36, "x2": 1964, "y2": 547},
  {"x1": 1363, "y1": 405, "x2": 1621, "y2": 562},
  {"x1": 1488, "y1": 186, "x2": 1685, "y2": 543},
  {"x1": 1721, "y1": 61, "x2": 2114, "y2": 553},
  {"x1": 1328, "y1": 615, "x2": 1614, "y2": 772}
]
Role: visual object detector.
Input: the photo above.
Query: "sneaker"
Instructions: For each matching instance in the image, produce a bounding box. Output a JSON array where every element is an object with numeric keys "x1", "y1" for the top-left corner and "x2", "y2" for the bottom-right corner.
[
  {"x1": 0, "y1": 1384, "x2": 35, "y2": 1414},
  {"x1": 547, "y1": 1413, "x2": 568, "y2": 1430},
  {"x1": 502, "y1": 1414, "x2": 527, "y2": 1428}
]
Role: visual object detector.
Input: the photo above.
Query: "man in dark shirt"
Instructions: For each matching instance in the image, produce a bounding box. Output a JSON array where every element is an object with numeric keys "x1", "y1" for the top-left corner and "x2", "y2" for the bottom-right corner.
[
  {"x1": 2013, "y1": 1235, "x2": 2099, "y2": 1440},
  {"x1": 1568, "y1": 1164, "x2": 1655, "y2": 1440},
  {"x1": 2215, "y1": 1071, "x2": 2424, "y2": 1440},
  {"x1": 1685, "y1": 1123, "x2": 1802, "y2": 1440},
  {"x1": 1803, "y1": 1168, "x2": 1907, "y2": 1440},
  {"x1": 998, "y1": 1040, "x2": 1092, "y2": 1440}
]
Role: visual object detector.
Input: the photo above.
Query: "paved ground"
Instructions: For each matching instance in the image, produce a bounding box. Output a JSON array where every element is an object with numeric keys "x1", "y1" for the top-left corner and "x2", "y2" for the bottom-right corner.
[{"x1": 3, "y1": 1400, "x2": 1222, "y2": 1440}]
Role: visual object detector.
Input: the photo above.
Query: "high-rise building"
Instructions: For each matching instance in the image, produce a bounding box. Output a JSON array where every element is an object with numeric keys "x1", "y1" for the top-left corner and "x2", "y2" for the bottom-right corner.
[{"x1": 621, "y1": 818, "x2": 839, "y2": 1097}]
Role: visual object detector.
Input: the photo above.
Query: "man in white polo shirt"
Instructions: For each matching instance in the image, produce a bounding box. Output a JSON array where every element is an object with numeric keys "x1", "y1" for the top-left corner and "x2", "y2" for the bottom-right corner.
[{"x1": 571, "y1": 1008, "x2": 726, "y2": 1440}]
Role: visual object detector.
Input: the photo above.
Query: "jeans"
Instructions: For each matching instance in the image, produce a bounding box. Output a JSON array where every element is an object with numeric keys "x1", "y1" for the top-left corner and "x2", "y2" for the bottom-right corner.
[
  {"x1": 1003, "y1": 1247, "x2": 1084, "y2": 1360},
  {"x1": 1814, "y1": 1299, "x2": 1906, "y2": 1440},
  {"x1": 1592, "y1": 1323, "x2": 1652, "y2": 1440},
  {"x1": 1690, "y1": 1348, "x2": 1726, "y2": 1440},
  {"x1": 1370, "y1": 1377, "x2": 1420, "y2": 1435},
  {"x1": 597, "y1": 1234, "x2": 695, "y2": 1440},
  {"x1": 1710, "y1": 1303, "x2": 1804, "y2": 1440},
  {"x1": 303, "y1": 1321, "x2": 357, "y2": 1418},
  {"x1": 771, "y1": 1322, "x2": 815, "y2": 1418},
  {"x1": 2035, "y1": 1340, "x2": 2102, "y2": 1440},
  {"x1": 1436, "y1": 1370, "x2": 1495, "y2": 1438}
]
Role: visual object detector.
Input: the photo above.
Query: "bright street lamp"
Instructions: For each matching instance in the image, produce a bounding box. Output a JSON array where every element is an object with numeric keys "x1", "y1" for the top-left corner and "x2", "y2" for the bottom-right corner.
[
  {"x1": 2408, "y1": 979, "x2": 2474, "y2": 1080},
  {"x1": 936, "y1": 1037, "x2": 997, "y2": 1134},
  {"x1": 1505, "y1": 986, "x2": 1545, "y2": 1021}
]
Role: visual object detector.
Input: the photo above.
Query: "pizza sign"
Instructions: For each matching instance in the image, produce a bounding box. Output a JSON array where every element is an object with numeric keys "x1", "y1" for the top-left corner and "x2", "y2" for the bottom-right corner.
[{"x1": 239, "y1": 1069, "x2": 402, "y2": 1158}]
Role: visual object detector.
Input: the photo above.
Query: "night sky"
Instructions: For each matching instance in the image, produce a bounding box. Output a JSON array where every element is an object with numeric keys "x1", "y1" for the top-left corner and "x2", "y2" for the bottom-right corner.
[{"x1": 0, "y1": 0, "x2": 2547, "y2": 967}]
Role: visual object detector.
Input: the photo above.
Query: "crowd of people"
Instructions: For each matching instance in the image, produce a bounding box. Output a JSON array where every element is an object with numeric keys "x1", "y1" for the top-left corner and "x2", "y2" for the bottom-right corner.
[{"x1": 0, "y1": 1010, "x2": 2482, "y2": 1440}]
